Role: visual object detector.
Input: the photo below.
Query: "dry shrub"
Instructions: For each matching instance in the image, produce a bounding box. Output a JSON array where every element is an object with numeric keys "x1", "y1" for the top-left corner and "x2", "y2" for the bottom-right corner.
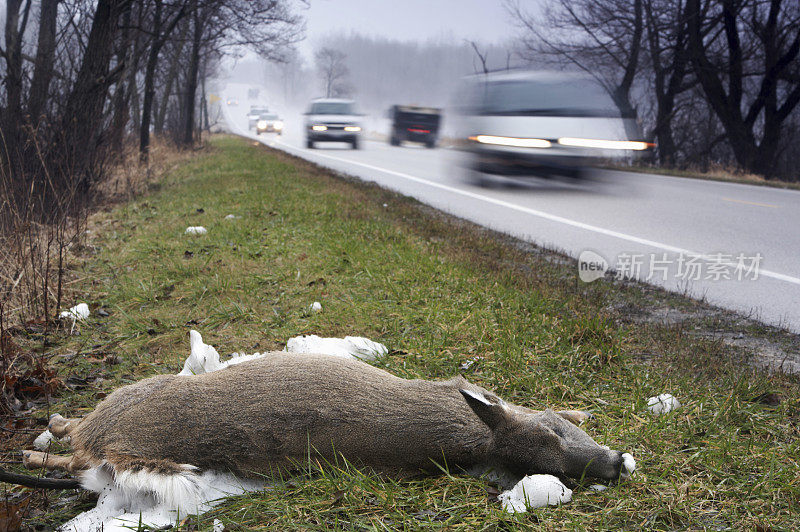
[
  {"x1": 684, "y1": 162, "x2": 767, "y2": 183},
  {"x1": 0, "y1": 333, "x2": 60, "y2": 417},
  {"x1": 0, "y1": 137, "x2": 193, "y2": 422},
  {"x1": 97, "y1": 138, "x2": 195, "y2": 202}
]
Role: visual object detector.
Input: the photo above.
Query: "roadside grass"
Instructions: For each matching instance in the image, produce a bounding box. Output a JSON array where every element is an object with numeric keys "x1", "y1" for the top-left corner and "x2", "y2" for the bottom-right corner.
[{"x1": 13, "y1": 135, "x2": 800, "y2": 530}]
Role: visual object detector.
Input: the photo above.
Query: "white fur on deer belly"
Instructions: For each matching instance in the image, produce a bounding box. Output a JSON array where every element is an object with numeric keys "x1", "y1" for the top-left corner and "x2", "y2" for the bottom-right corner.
[
  {"x1": 60, "y1": 463, "x2": 265, "y2": 532},
  {"x1": 499, "y1": 474, "x2": 572, "y2": 512}
]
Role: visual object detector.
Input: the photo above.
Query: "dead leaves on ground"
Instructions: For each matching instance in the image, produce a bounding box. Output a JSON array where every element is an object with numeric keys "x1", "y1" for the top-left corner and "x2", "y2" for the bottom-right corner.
[{"x1": 0, "y1": 335, "x2": 61, "y2": 418}]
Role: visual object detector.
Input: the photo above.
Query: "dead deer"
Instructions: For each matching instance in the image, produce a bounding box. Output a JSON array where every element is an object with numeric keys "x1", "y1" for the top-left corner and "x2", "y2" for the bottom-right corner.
[{"x1": 23, "y1": 349, "x2": 634, "y2": 504}]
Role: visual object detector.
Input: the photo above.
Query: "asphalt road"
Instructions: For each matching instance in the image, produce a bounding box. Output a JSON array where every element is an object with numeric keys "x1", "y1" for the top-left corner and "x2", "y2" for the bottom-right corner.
[{"x1": 222, "y1": 85, "x2": 800, "y2": 333}]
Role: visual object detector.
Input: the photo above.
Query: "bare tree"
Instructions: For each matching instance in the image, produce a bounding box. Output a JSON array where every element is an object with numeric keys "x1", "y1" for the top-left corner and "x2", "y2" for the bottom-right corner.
[
  {"x1": 687, "y1": 0, "x2": 800, "y2": 177},
  {"x1": 506, "y1": 0, "x2": 645, "y2": 140},
  {"x1": 642, "y1": 0, "x2": 696, "y2": 166},
  {"x1": 2, "y1": 0, "x2": 34, "y2": 154},
  {"x1": 57, "y1": 0, "x2": 129, "y2": 192},
  {"x1": 179, "y1": 0, "x2": 303, "y2": 147},
  {"x1": 468, "y1": 40, "x2": 490, "y2": 75},
  {"x1": 27, "y1": 0, "x2": 61, "y2": 126},
  {"x1": 154, "y1": 21, "x2": 190, "y2": 134},
  {"x1": 315, "y1": 47, "x2": 350, "y2": 98},
  {"x1": 140, "y1": 0, "x2": 188, "y2": 163}
]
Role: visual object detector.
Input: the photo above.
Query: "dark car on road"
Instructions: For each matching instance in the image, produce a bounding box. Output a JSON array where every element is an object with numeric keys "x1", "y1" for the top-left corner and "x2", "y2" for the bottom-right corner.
[{"x1": 388, "y1": 105, "x2": 441, "y2": 148}]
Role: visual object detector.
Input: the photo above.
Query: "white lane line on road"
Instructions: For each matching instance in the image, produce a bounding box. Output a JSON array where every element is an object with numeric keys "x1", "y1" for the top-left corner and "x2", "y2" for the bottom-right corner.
[
  {"x1": 221, "y1": 106, "x2": 800, "y2": 288},
  {"x1": 270, "y1": 138, "x2": 800, "y2": 287}
]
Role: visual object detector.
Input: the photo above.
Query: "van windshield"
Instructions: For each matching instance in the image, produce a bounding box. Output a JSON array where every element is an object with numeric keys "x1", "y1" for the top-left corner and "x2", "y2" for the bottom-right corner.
[
  {"x1": 472, "y1": 79, "x2": 622, "y2": 118},
  {"x1": 310, "y1": 102, "x2": 354, "y2": 115}
]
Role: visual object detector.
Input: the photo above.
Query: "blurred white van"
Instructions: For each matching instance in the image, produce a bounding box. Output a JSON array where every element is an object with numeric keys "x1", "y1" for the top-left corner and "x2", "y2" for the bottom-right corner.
[{"x1": 457, "y1": 71, "x2": 650, "y2": 183}]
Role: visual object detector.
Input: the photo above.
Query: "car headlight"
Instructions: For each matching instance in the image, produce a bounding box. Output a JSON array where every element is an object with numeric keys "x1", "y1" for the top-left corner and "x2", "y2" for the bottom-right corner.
[
  {"x1": 257, "y1": 120, "x2": 267, "y2": 128},
  {"x1": 274, "y1": 121, "x2": 284, "y2": 130},
  {"x1": 344, "y1": 126, "x2": 361, "y2": 132},
  {"x1": 469, "y1": 135, "x2": 551, "y2": 148},
  {"x1": 311, "y1": 125, "x2": 327, "y2": 131},
  {"x1": 557, "y1": 137, "x2": 651, "y2": 150}
]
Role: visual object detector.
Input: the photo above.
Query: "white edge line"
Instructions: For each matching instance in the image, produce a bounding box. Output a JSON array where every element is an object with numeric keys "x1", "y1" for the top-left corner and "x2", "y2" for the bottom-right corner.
[{"x1": 225, "y1": 110, "x2": 800, "y2": 287}]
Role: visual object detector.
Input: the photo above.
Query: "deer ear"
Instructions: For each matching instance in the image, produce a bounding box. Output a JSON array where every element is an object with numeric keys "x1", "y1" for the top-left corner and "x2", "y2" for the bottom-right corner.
[{"x1": 460, "y1": 389, "x2": 509, "y2": 430}]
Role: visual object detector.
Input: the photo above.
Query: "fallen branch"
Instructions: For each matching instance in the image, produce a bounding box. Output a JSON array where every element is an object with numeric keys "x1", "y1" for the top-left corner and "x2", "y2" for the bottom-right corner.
[{"x1": 0, "y1": 467, "x2": 81, "y2": 489}]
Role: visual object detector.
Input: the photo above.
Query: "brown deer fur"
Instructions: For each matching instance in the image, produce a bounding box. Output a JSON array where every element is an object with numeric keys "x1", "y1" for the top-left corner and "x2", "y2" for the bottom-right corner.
[{"x1": 24, "y1": 352, "x2": 632, "y2": 485}]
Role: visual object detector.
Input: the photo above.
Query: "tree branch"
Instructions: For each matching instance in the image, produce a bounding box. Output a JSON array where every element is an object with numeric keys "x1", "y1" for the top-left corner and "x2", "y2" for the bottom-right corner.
[{"x1": 0, "y1": 468, "x2": 82, "y2": 490}]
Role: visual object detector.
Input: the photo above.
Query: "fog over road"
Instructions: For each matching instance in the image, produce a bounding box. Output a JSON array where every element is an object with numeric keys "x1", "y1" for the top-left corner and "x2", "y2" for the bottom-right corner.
[{"x1": 222, "y1": 84, "x2": 800, "y2": 333}]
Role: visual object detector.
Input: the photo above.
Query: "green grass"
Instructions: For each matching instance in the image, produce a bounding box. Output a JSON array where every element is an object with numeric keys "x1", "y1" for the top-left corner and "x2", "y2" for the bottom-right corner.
[{"x1": 17, "y1": 136, "x2": 800, "y2": 530}]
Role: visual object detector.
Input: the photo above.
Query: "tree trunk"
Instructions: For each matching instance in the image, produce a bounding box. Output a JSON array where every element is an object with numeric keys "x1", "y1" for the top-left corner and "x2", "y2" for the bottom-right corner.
[
  {"x1": 155, "y1": 23, "x2": 189, "y2": 135},
  {"x1": 3, "y1": 0, "x2": 24, "y2": 112},
  {"x1": 127, "y1": 5, "x2": 146, "y2": 138},
  {"x1": 58, "y1": 0, "x2": 126, "y2": 190},
  {"x1": 110, "y1": 1, "x2": 133, "y2": 156},
  {"x1": 27, "y1": 0, "x2": 59, "y2": 126},
  {"x1": 615, "y1": 0, "x2": 644, "y2": 140},
  {"x1": 140, "y1": 2, "x2": 185, "y2": 163},
  {"x1": 139, "y1": 0, "x2": 164, "y2": 164},
  {"x1": 182, "y1": 7, "x2": 203, "y2": 147},
  {"x1": 201, "y1": 73, "x2": 210, "y2": 131},
  {"x1": 1, "y1": 0, "x2": 27, "y2": 201}
]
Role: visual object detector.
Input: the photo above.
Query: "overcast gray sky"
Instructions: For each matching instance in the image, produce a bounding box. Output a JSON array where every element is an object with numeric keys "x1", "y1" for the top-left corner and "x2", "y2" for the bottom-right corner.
[{"x1": 298, "y1": 0, "x2": 522, "y2": 59}]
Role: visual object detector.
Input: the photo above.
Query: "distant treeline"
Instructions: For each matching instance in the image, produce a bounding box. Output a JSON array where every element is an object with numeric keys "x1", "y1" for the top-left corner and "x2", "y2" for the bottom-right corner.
[{"x1": 261, "y1": 35, "x2": 523, "y2": 114}]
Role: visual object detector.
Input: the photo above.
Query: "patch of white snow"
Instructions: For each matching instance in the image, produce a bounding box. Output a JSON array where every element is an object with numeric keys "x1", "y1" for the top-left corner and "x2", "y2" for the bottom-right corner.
[
  {"x1": 498, "y1": 474, "x2": 572, "y2": 513},
  {"x1": 285, "y1": 334, "x2": 388, "y2": 361},
  {"x1": 647, "y1": 393, "x2": 681, "y2": 414},
  {"x1": 60, "y1": 303, "x2": 90, "y2": 321}
]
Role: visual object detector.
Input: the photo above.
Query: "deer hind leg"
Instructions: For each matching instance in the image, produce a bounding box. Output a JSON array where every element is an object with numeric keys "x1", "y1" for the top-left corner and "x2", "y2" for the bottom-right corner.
[
  {"x1": 21, "y1": 450, "x2": 89, "y2": 473},
  {"x1": 48, "y1": 414, "x2": 81, "y2": 438}
]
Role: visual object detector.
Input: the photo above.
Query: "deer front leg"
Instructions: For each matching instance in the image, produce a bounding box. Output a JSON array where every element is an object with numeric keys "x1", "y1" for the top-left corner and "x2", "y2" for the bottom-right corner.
[{"x1": 48, "y1": 414, "x2": 81, "y2": 438}]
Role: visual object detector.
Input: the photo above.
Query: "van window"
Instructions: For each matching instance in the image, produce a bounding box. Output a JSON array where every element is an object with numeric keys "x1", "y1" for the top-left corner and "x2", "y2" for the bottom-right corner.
[
  {"x1": 310, "y1": 102, "x2": 354, "y2": 115},
  {"x1": 472, "y1": 79, "x2": 621, "y2": 118}
]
